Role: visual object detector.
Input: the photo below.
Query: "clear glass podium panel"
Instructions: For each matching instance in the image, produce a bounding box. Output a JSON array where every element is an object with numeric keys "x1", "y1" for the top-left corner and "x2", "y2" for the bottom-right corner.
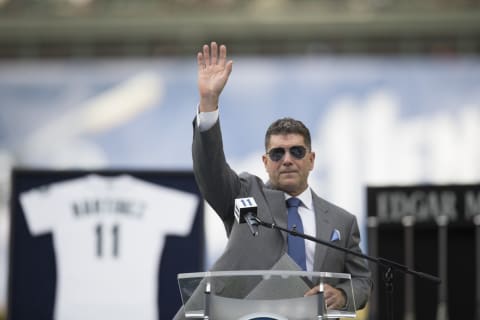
[{"x1": 178, "y1": 270, "x2": 356, "y2": 319}]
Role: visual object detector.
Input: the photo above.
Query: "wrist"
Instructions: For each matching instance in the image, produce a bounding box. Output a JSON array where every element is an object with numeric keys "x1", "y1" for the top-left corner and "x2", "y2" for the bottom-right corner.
[{"x1": 199, "y1": 96, "x2": 219, "y2": 112}]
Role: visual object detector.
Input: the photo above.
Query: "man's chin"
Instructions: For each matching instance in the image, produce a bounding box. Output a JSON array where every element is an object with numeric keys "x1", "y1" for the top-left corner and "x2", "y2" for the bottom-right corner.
[{"x1": 278, "y1": 182, "x2": 300, "y2": 194}]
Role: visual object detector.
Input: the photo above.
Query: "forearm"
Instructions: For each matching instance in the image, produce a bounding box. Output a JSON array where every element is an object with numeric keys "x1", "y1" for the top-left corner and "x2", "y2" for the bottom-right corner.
[{"x1": 192, "y1": 118, "x2": 241, "y2": 221}]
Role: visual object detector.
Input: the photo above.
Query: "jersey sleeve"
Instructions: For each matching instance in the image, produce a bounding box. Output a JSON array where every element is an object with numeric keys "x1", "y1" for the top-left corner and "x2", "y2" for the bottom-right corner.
[
  {"x1": 135, "y1": 179, "x2": 200, "y2": 236},
  {"x1": 20, "y1": 186, "x2": 58, "y2": 236},
  {"x1": 164, "y1": 189, "x2": 200, "y2": 236}
]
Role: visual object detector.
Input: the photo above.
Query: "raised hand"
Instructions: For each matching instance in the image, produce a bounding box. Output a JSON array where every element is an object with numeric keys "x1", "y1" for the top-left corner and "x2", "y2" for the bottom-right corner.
[{"x1": 197, "y1": 41, "x2": 233, "y2": 112}]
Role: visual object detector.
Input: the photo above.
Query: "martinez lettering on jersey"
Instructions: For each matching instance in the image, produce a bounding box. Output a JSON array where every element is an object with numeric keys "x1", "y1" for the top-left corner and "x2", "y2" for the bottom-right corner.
[{"x1": 72, "y1": 198, "x2": 145, "y2": 218}]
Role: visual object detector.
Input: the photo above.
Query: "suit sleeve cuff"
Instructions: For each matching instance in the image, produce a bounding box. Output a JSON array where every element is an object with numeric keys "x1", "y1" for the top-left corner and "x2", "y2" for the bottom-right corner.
[{"x1": 196, "y1": 106, "x2": 219, "y2": 132}]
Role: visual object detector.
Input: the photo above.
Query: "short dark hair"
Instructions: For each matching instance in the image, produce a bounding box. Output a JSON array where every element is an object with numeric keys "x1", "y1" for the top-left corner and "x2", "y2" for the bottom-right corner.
[{"x1": 264, "y1": 117, "x2": 311, "y2": 151}]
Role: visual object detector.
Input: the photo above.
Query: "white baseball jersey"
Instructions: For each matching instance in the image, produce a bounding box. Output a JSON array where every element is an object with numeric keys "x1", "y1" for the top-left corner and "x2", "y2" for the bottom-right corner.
[{"x1": 20, "y1": 174, "x2": 199, "y2": 320}]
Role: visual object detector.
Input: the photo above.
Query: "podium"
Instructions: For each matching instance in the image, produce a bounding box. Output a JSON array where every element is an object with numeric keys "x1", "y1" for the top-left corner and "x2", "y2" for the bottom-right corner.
[{"x1": 178, "y1": 270, "x2": 357, "y2": 319}]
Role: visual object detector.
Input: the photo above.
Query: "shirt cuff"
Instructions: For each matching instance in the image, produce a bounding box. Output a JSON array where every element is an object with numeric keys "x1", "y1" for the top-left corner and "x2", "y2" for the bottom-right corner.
[{"x1": 196, "y1": 106, "x2": 219, "y2": 132}]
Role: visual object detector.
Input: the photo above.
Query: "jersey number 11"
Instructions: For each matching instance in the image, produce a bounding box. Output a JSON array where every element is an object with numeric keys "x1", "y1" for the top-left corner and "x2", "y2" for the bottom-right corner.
[{"x1": 95, "y1": 224, "x2": 120, "y2": 258}]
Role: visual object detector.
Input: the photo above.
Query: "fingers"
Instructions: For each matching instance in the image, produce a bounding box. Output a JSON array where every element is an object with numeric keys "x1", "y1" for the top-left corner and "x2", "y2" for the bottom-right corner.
[
  {"x1": 203, "y1": 44, "x2": 210, "y2": 67},
  {"x1": 324, "y1": 290, "x2": 336, "y2": 309},
  {"x1": 197, "y1": 52, "x2": 204, "y2": 70},
  {"x1": 324, "y1": 284, "x2": 336, "y2": 308},
  {"x1": 304, "y1": 285, "x2": 320, "y2": 297},
  {"x1": 218, "y1": 44, "x2": 227, "y2": 66},
  {"x1": 198, "y1": 42, "x2": 229, "y2": 69},
  {"x1": 324, "y1": 285, "x2": 346, "y2": 310},
  {"x1": 224, "y1": 60, "x2": 233, "y2": 77},
  {"x1": 210, "y1": 42, "x2": 218, "y2": 65},
  {"x1": 304, "y1": 284, "x2": 345, "y2": 310}
]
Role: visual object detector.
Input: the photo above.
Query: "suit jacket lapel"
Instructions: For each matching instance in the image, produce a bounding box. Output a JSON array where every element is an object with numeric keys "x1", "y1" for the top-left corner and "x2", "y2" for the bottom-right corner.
[
  {"x1": 263, "y1": 187, "x2": 288, "y2": 247},
  {"x1": 312, "y1": 190, "x2": 331, "y2": 271}
]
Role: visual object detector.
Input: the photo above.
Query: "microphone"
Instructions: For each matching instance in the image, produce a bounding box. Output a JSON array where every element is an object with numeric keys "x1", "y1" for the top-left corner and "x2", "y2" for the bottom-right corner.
[{"x1": 234, "y1": 197, "x2": 259, "y2": 236}]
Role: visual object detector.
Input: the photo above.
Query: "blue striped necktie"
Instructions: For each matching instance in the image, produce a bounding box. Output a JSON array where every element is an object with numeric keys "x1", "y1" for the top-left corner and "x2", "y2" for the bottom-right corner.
[{"x1": 287, "y1": 197, "x2": 307, "y2": 271}]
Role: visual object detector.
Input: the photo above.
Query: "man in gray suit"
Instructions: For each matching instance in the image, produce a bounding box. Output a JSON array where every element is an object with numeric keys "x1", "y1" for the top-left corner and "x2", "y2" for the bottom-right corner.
[{"x1": 177, "y1": 41, "x2": 371, "y2": 318}]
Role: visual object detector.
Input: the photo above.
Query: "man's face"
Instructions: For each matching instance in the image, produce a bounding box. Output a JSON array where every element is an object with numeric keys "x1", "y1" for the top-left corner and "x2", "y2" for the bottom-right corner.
[{"x1": 262, "y1": 133, "x2": 315, "y2": 196}]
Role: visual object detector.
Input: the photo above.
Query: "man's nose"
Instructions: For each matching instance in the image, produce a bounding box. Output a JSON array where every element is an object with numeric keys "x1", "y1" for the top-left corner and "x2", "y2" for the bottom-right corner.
[{"x1": 282, "y1": 150, "x2": 294, "y2": 164}]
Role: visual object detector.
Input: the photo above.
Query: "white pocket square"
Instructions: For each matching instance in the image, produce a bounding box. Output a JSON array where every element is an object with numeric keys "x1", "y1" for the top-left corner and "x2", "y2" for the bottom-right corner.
[{"x1": 330, "y1": 229, "x2": 341, "y2": 242}]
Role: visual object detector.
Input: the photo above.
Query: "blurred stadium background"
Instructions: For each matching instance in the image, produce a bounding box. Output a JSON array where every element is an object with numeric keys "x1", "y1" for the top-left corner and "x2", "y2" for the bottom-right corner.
[
  {"x1": 1, "y1": 0, "x2": 480, "y2": 57},
  {"x1": 1, "y1": 1, "x2": 480, "y2": 319}
]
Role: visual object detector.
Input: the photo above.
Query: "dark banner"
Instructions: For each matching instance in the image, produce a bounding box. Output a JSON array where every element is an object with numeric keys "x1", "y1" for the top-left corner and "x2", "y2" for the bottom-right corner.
[
  {"x1": 366, "y1": 184, "x2": 478, "y2": 320},
  {"x1": 367, "y1": 184, "x2": 480, "y2": 224},
  {"x1": 8, "y1": 169, "x2": 204, "y2": 320}
]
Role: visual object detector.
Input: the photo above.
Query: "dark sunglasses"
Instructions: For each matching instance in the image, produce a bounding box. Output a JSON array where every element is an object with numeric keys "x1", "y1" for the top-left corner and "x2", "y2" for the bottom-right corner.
[{"x1": 266, "y1": 146, "x2": 308, "y2": 162}]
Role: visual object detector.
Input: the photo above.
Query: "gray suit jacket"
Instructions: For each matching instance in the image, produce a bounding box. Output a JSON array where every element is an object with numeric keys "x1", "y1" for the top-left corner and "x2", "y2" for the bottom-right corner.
[{"x1": 174, "y1": 119, "x2": 371, "y2": 319}]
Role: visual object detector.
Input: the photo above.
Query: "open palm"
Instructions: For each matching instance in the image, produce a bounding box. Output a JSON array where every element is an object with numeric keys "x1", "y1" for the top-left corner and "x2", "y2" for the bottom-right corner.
[{"x1": 197, "y1": 42, "x2": 233, "y2": 110}]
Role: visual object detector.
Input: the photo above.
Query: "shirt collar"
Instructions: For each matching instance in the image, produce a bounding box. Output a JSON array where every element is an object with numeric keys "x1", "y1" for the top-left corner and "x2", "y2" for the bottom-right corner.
[{"x1": 285, "y1": 187, "x2": 313, "y2": 210}]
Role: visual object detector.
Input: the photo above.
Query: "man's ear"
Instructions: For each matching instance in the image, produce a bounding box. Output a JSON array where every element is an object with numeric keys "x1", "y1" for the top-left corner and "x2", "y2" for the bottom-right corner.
[
  {"x1": 262, "y1": 154, "x2": 268, "y2": 168},
  {"x1": 309, "y1": 151, "x2": 316, "y2": 170}
]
